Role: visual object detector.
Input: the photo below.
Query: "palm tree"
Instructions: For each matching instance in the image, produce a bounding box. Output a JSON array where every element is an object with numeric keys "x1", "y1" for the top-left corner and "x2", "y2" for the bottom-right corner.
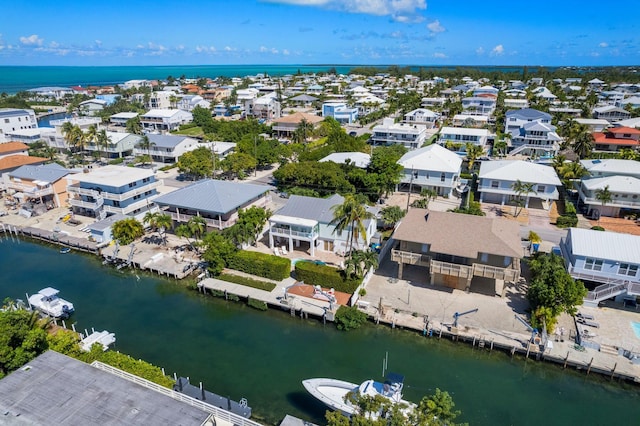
[
  {"x1": 558, "y1": 161, "x2": 588, "y2": 189},
  {"x1": 175, "y1": 224, "x2": 194, "y2": 248},
  {"x1": 511, "y1": 179, "x2": 536, "y2": 217},
  {"x1": 571, "y1": 127, "x2": 594, "y2": 159},
  {"x1": 330, "y1": 195, "x2": 374, "y2": 259},
  {"x1": 465, "y1": 143, "x2": 484, "y2": 173},
  {"x1": 154, "y1": 213, "x2": 173, "y2": 246},
  {"x1": 187, "y1": 216, "x2": 207, "y2": 242},
  {"x1": 594, "y1": 185, "x2": 612, "y2": 223},
  {"x1": 294, "y1": 118, "x2": 314, "y2": 144},
  {"x1": 137, "y1": 135, "x2": 155, "y2": 166},
  {"x1": 111, "y1": 218, "x2": 144, "y2": 245},
  {"x1": 96, "y1": 129, "x2": 111, "y2": 163},
  {"x1": 493, "y1": 139, "x2": 508, "y2": 158},
  {"x1": 86, "y1": 124, "x2": 98, "y2": 158},
  {"x1": 126, "y1": 116, "x2": 142, "y2": 135}
]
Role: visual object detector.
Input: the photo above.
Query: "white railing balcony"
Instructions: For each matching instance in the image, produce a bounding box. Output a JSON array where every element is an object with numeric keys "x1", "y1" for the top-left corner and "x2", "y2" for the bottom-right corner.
[
  {"x1": 67, "y1": 184, "x2": 100, "y2": 197},
  {"x1": 7, "y1": 182, "x2": 54, "y2": 197},
  {"x1": 430, "y1": 259, "x2": 473, "y2": 278},
  {"x1": 103, "y1": 198, "x2": 151, "y2": 215},
  {"x1": 472, "y1": 263, "x2": 520, "y2": 281},
  {"x1": 391, "y1": 249, "x2": 431, "y2": 267},
  {"x1": 168, "y1": 212, "x2": 236, "y2": 229},
  {"x1": 69, "y1": 196, "x2": 103, "y2": 210},
  {"x1": 270, "y1": 226, "x2": 318, "y2": 239},
  {"x1": 102, "y1": 181, "x2": 161, "y2": 202}
]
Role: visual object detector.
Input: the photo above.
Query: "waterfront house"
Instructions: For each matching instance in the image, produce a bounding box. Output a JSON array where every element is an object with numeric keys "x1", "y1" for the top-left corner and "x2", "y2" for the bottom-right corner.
[
  {"x1": 177, "y1": 95, "x2": 211, "y2": 112},
  {"x1": 451, "y1": 114, "x2": 489, "y2": 128},
  {"x1": 0, "y1": 108, "x2": 38, "y2": 143},
  {"x1": 591, "y1": 127, "x2": 640, "y2": 152},
  {"x1": 78, "y1": 99, "x2": 107, "y2": 116},
  {"x1": 560, "y1": 228, "x2": 640, "y2": 307},
  {"x1": 86, "y1": 131, "x2": 141, "y2": 159},
  {"x1": 66, "y1": 165, "x2": 160, "y2": 220},
  {"x1": 140, "y1": 109, "x2": 193, "y2": 133},
  {"x1": 478, "y1": 160, "x2": 561, "y2": 210},
  {"x1": 4, "y1": 127, "x2": 52, "y2": 145},
  {"x1": 574, "y1": 118, "x2": 610, "y2": 133},
  {"x1": 371, "y1": 118, "x2": 427, "y2": 150},
  {"x1": 132, "y1": 91, "x2": 174, "y2": 110},
  {"x1": 134, "y1": 134, "x2": 200, "y2": 164},
  {"x1": 43, "y1": 117, "x2": 102, "y2": 151},
  {"x1": 391, "y1": 209, "x2": 522, "y2": 295},
  {"x1": 397, "y1": 144, "x2": 462, "y2": 197},
  {"x1": 268, "y1": 194, "x2": 376, "y2": 257},
  {"x1": 153, "y1": 179, "x2": 273, "y2": 231},
  {"x1": 5, "y1": 163, "x2": 72, "y2": 208},
  {"x1": 87, "y1": 212, "x2": 127, "y2": 244}
]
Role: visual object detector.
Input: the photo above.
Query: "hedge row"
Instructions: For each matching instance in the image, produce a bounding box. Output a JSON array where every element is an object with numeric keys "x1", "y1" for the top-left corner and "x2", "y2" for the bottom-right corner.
[
  {"x1": 217, "y1": 273, "x2": 277, "y2": 291},
  {"x1": 556, "y1": 200, "x2": 578, "y2": 228},
  {"x1": 294, "y1": 261, "x2": 361, "y2": 294},
  {"x1": 227, "y1": 251, "x2": 291, "y2": 281}
]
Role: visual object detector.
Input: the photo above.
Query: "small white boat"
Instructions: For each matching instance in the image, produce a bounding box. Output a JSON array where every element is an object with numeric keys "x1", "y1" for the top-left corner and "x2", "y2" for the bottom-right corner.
[
  {"x1": 27, "y1": 287, "x2": 74, "y2": 318},
  {"x1": 303, "y1": 373, "x2": 414, "y2": 418},
  {"x1": 59, "y1": 247, "x2": 71, "y2": 254}
]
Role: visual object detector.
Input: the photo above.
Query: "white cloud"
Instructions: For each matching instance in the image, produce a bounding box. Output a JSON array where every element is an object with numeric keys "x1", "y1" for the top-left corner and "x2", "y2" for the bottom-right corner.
[
  {"x1": 599, "y1": 42, "x2": 608, "y2": 48},
  {"x1": 427, "y1": 20, "x2": 445, "y2": 34},
  {"x1": 196, "y1": 45, "x2": 217, "y2": 53},
  {"x1": 49, "y1": 41, "x2": 59, "y2": 48},
  {"x1": 476, "y1": 47, "x2": 485, "y2": 55},
  {"x1": 283, "y1": 49, "x2": 290, "y2": 55},
  {"x1": 224, "y1": 46, "x2": 235, "y2": 52},
  {"x1": 19, "y1": 34, "x2": 43, "y2": 46},
  {"x1": 264, "y1": 0, "x2": 426, "y2": 22},
  {"x1": 433, "y1": 52, "x2": 447, "y2": 58},
  {"x1": 490, "y1": 44, "x2": 504, "y2": 56}
]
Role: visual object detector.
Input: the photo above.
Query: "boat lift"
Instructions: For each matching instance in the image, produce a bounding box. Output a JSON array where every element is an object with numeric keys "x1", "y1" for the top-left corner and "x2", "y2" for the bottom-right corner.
[
  {"x1": 514, "y1": 314, "x2": 542, "y2": 345},
  {"x1": 452, "y1": 308, "x2": 478, "y2": 328}
]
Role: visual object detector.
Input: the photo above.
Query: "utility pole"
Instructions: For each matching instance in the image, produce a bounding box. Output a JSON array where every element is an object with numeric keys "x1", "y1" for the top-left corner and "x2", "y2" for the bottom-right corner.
[
  {"x1": 211, "y1": 140, "x2": 217, "y2": 179},
  {"x1": 254, "y1": 135, "x2": 258, "y2": 177},
  {"x1": 406, "y1": 166, "x2": 415, "y2": 210}
]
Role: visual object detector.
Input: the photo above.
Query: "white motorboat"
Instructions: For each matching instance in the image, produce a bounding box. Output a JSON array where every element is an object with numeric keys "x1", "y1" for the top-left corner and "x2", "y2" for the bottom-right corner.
[
  {"x1": 302, "y1": 373, "x2": 414, "y2": 417},
  {"x1": 27, "y1": 287, "x2": 74, "y2": 318}
]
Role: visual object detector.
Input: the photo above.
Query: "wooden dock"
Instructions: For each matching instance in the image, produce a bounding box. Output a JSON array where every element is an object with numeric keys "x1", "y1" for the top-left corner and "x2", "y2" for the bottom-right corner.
[
  {"x1": 197, "y1": 278, "x2": 336, "y2": 321},
  {"x1": 1, "y1": 224, "x2": 99, "y2": 253}
]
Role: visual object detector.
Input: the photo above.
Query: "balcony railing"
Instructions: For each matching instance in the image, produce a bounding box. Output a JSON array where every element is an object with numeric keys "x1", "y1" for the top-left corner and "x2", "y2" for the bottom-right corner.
[
  {"x1": 577, "y1": 186, "x2": 640, "y2": 208},
  {"x1": 391, "y1": 249, "x2": 431, "y2": 267},
  {"x1": 270, "y1": 226, "x2": 317, "y2": 239},
  {"x1": 68, "y1": 196, "x2": 103, "y2": 210},
  {"x1": 102, "y1": 181, "x2": 161, "y2": 202},
  {"x1": 67, "y1": 184, "x2": 100, "y2": 197},
  {"x1": 472, "y1": 263, "x2": 520, "y2": 281},
  {"x1": 6, "y1": 182, "x2": 54, "y2": 197},
  {"x1": 430, "y1": 259, "x2": 473, "y2": 278},
  {"x1": 168, "y1": 212, "x2": 236, "y2": 229}
]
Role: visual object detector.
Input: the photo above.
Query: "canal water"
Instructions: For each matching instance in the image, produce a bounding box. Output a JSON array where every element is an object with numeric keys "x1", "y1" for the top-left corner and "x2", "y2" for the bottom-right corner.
[
  {"x1": 37, "y1": 112, "x2": 71, "y2": 128},
  {"x1": 2, "y1": 238, "x2": 640, "y2": 425}
]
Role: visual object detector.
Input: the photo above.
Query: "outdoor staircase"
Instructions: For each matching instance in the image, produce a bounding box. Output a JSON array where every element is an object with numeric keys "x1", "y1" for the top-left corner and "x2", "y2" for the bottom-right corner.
[{"x1": 583, "y1": 282, "x2": 640, "y2": 307}]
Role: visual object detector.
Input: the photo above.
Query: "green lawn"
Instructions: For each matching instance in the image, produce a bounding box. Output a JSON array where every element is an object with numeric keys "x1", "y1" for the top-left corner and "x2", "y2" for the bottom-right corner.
[{"x1": 171, "y1": 126, "x2": 204, "y2": 137}]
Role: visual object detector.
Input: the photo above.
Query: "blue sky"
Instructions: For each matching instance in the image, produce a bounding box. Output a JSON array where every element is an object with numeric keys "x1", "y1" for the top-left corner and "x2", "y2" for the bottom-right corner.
[{"x1": 1, "y1": 0, "x2": 638, "y2": 66}]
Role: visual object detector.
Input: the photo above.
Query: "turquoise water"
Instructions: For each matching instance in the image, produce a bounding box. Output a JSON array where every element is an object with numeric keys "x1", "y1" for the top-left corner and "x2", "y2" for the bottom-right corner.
[
  {"x1": 632, "y1": 322, "x2": 640, "y2": 340},
  {"x1": 1, "y1": 238, "x2": 640, "y2": 425},
  {"x1": 0, "y1": 65, "x2": 354, "y2": 94}
]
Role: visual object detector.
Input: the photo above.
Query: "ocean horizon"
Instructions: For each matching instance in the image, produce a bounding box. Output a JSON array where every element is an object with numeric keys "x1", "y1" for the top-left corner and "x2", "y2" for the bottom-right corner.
[{"x1": 0, "y1": 64, "x2": 542, "y2": 94}]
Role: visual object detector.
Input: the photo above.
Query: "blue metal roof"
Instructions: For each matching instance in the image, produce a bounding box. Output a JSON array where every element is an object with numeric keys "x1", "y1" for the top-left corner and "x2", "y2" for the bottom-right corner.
[
  {"x1": 154, "y1": 179, "x2": 273, "y2": 215},
  {"x1": 10, "y1": 163, "x2": 71, "y2": 183}
]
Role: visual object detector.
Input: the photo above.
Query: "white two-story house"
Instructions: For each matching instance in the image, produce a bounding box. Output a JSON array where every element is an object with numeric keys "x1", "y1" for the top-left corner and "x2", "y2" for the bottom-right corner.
[
  {"x1": 140, "y1": 109, "x2": 193, "y2": 132},
  {"x1": 397, "y1": 144, "x2": 462, "y2": 197},
  {"x1": 478, "y1": 160, "x2": 561, "y2": 210},
  {"x1": 66, "y1": 165, "x2": 161, "y2": 220},
  {"x1": 577, "y1": 159, "x2": 640, "y2": 218},
  {"x1": 403, "y1": 108, "x2": 439, "y2": 129},
  {"x1": 560, "y1": 228, "x2": 640, "y2": 307},
  {"x1": 504, "y1": 108, "x2": 561, "y2": 157},
  {"x1": 371, "y1": 118, "x2": 427, "y2": 150}
]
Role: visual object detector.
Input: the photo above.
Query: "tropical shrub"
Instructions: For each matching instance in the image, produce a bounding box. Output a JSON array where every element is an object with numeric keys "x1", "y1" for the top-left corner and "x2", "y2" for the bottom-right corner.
[
  {"x1": 334, "y1": 306, "x2": 368, "y2": 331},
  {"x1": 295, "y1": 261, "x2": 361, "y2": 294},
  {"x1": 227, "y1": 251, "x2": 290, "y2": 280},
  {"x1": 217, "y1": 273, "x2": 277, "y2": 291},
  {"x1": 247, "y1": 298, "x2": 268, "y2": 311}
]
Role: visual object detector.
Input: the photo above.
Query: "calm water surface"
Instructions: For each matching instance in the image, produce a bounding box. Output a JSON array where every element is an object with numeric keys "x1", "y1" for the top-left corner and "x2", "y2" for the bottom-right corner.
[{"x1": 1, "y1": 238, "x2": 639, "y2": 425}]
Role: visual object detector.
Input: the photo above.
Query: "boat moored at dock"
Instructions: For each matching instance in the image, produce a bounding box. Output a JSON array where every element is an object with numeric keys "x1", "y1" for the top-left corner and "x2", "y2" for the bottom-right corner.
[{"x1": 27, "y1": 287, "x2": 74, "y2": 318}]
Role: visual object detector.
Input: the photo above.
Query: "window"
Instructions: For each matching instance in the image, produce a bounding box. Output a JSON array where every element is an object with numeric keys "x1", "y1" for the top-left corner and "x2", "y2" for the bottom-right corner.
[
  {"x1": 537, "y1": 185, "x2": 546, "y2": 193},
  {"x1": 480, "y1": 253, "x2": 489, "y2": 263},
  {"x1": 584, "y1": 258, "x2": 603, "y2": 271},
  {"x1": 618, "y1": 264, "x2": 638, "y2": 277},
  {"x1": 491, "y1": 181, "x2": 499, "y2": 188},
  {"x1": 440, "y1": 173, "x2": 446, "y2": 182}
]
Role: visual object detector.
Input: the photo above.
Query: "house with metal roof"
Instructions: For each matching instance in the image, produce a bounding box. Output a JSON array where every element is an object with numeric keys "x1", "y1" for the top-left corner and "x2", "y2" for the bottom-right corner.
[
  {"x1": 437, "y1": 126, "x2": 492, "y2": 149},
  {"x1": 66, "y1": 165, "x2": 160, "y2": 220},
  {"x1": 560, "y1": 228, "x2": 640, "y2": 307},
  {"x1": 110, "y1": 112, "x2": 139, "y2": 126},
  {"x1": 268, "y1": 194, "x2": 376, "y2": 257},
  {"x1": 391, "y1": 209, "x2": 522, "y2": 295},
  {"x1": 397, "y1": 144, "x2": 462, "y2": 197},
  {"x1": 6, "y1": 163, "x2": 72, "y2": 208},
  {"x1": 0, "y1": 108, "x2": 37, "y2": 142},
  {"x1": 0, "y1": 350, "x2": 217, "y2": 426},
  {"x1": 140, "y1": 108, "x2": 193, "y2": 132},
  {"x1": 135, "y1": 134, "x2": 200, "y2": 164},
  {"x1": 504, "y1": 108, "x2": 561, "y2": 157},
  {"x1": 319, "y1": 152, "x2": 371, "y2": 169},
  {"x1": 153, "y1": 179, "x2": 273, "y2": 230},
  {"x1": 577, "y1": 159, "x2": 640, "y2": 218},
  {"x1": 478, "y1": 160, "x2": 561, "y2": 210},
  {"x1": 322, "y1": 102, "x2": 358, "y2": 124},
  {"x1": 371, "y1": 118, "x2": 428, "y2": 150},
  {"x1": 593, "y1": 105, "x2": 631, "y2": 123},
  {"x1": 403, "y1": 108, "x2": 439, "y2": 129}
]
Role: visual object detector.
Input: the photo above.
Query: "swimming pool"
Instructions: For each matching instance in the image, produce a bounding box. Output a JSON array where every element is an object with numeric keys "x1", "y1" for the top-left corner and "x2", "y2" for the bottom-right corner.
[
  {"x1": 291, "y1": 258, "x2": 326, "y2": 267},
  {"x1": 631, "y1": 322, "x2": 640, "y2": 340}
]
